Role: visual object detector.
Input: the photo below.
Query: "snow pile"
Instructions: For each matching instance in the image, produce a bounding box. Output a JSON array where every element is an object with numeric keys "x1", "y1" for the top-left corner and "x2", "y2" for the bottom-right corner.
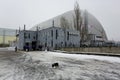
[
  {"x1": 28, "y1": 51, "x2": 120, "y2": 63},
  {"x1": 0, "y1": 48, "x2": 5, "y2": 50},
  {"x1": 0, "y1": 47, "x2": 15, "y2": 51},
  {"x1": 0, "y1": 47, "x2": 7, "y2": 51},
  {"x1": 7, "y1": 47, "x2": 15, "y2": 51}
]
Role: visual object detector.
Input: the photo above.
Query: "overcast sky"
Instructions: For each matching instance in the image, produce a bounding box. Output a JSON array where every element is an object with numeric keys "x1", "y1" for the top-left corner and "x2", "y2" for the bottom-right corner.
[{"x1": 0, "y1": 0, "x2": 120, "y2": 41}]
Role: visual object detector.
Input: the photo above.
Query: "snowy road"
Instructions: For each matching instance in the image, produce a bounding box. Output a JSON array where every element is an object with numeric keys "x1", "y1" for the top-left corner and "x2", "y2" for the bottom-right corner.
[{"x1": 0, "y1": 49, "x2": 120, "y2": 80}]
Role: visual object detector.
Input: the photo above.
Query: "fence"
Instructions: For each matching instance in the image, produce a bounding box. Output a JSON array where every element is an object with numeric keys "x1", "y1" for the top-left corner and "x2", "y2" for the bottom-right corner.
[{"x1": 61, "y1": 47, "x2": 120, "y2": 53}]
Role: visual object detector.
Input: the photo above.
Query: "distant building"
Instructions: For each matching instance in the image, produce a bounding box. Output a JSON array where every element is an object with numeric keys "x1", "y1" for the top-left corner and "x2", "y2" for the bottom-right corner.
[
  {"x1": 18, "y1": 27, "x2": 80, "y2": 50},
  {"x1": 18, "y1": 10, "x2": 109, "y2": 49},
  {"x1": 0, "y1": 28, "x2": 16, "y2": 44},
  {"x1": 87, "y1": 34, "x2": 105, "y2": 46},
  {"x1": 31, "y1": 10, "x2": 108, "y2": 46}
]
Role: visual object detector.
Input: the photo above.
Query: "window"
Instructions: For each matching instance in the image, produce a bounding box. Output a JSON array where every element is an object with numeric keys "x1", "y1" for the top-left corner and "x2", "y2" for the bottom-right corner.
[
  {"x1": 55, "y1": 44, "x2": 57, "y2": 48},
  {"x1": 24, "y1": 32, "x2": 27, "y2": 39},
  {"x1": 96, "y1": 36, "x2": 102, "y2": 38},
  {"x1": 36, "y1": 34, "x2": 38, "y2": 39},
  {"x1": 56, "y1": 30, "x2": 58, "y2": 39},
  {"x1": 67, "y1": 31, "x2": 69, "y2": 40},
  {"x1": 33, "y1": 36, "x2": 36, "y2": 39},
  {"x1": 28, "y1": 33, "x2": 30, "y2": 39},
  {"x1": 51, "y1": 30, "x2": 53, "y2": 37},
  {"x1": 51, "y1": 40, "x2": 53, "y2": 47}
]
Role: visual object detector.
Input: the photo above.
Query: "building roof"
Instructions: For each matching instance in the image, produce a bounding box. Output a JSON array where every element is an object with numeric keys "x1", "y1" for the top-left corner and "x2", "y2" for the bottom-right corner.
[{"x1": 31, "y1": 10, "x2": 107, "y2": 40}]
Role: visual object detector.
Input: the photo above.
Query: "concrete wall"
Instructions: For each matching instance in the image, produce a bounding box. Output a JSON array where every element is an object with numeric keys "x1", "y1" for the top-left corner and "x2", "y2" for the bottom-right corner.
[
  {"x1": 38, "y1": 27, "x2": 65, "y2": 49},
  {"x1": 18, "y1": 30, "x2": 37, "y2": 50},
  {"x1": 38, "y1": 27, "x2": 80, "y2": 49},
  {"x1": 18, "y1": 27, "x2": 80, "y2": 50},
  {"x1": 65, "y1": 29, "x2": 80, "y2": 47},
  {"x1": 61, "y1": 47, "x2": 120, "y2": 53}
]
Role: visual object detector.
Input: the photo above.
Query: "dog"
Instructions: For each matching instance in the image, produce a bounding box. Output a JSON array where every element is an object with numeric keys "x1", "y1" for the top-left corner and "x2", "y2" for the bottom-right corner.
[{"x1": 52, "y1": 62, "x2": 59, "y2": 68}]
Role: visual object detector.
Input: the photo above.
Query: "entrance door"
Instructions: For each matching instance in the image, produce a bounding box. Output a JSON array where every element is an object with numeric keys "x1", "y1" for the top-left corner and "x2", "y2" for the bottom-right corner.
[{"x1": 32, "y1": 41, "x2": 36, "y2": 50}]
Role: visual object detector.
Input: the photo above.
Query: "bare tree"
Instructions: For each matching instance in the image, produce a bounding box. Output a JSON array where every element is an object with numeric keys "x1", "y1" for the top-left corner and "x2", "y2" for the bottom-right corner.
[
  {"x1": 74, "y1": 1, "x2": 83, "y2": 45},
  {"x1": 74, "y1": 1, "x2": 82, "y2": 31},
  {"x1": 60, "y1": 16, "x2": 69, "y2": 29},
  {"x1": 60, "y1": 16, "x2": 70, "y2": 47}
]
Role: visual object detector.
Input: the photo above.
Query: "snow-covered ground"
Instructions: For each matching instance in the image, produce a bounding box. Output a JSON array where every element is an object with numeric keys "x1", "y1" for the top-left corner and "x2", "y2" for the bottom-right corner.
[
  {"x1": 0, "y1": 47, "x2": 7, "y2": 51},
  {"x1": 28, "y1": 51, "x2": 120, "y2": 63},
  {"x1": 7, "y1": 47, "x2": 15, "y2": 51},
  {"x1": 0, "y1": 47, "x2": 15, "y2": 51},
  {"x1": 0, "y1": 50, "x2": 120, "y2": 80}
]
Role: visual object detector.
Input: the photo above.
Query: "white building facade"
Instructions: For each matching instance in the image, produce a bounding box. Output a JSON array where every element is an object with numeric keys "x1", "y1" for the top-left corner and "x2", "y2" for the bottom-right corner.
[{"x1": 18, "y1": 27, "x2": 80, "y2": 50}]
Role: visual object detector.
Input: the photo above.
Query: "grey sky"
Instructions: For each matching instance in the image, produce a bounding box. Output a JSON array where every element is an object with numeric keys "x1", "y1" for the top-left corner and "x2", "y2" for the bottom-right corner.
[{"x1": 0, "y1": 0, "x2": 120, "y2": 41}]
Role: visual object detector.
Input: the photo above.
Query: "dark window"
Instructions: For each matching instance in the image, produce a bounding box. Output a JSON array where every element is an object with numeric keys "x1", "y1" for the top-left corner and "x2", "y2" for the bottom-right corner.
[
  {"x1": 65, "y1": 42, "x2": 67, "y2": 47},
  {"x1": 56, "y1": 30, "x2": 58, "y2": 39},
  {"x1": 28, "y1": 33, "x2": 30, "y2": 39},
  {"x1": 51, "y1": 40, "x2": 53, "y2": 47},
  {"x1": 55, "y1": 44, "x2": 57, "y2": 48},
  {"x1": 36, "y1": 34, "x2": 38, "y2": 40},
  {"x1": 26, "y1": 43, "x2": 29, "y2": 46},
  {"x1": 67, "y1": 31, "x2": 69, "y2": 40},
  {"x1": 45, "y1": 43, "x2": 47, "y2": 47},
  {"x1": 96, "y1": 36, "x2": 102, "y2": 38},
  {"x1": 24, "y1": 32, "x2": 27, "y2": 39},
  {"x1": 33, "y1": 36, "x2": 35, "y2": 39},
  {"x1": 51, "y1": 30, "x2": 53, "y2": 37}
]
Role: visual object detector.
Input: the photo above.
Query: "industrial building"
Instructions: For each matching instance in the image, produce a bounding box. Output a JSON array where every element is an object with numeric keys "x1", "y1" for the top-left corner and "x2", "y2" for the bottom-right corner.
[
  {"x1": 18, "y1": 26, "x2": 80, "y2": 50},
  {"x1": 0, "y1": 28, "x2": 17, "y2": 47},
  {"x1": 31, "y1": 10, "x2": 108, "y2": 46},
  {"x1": 18, "y1": 10, "x2": 108, "y2": 50}
]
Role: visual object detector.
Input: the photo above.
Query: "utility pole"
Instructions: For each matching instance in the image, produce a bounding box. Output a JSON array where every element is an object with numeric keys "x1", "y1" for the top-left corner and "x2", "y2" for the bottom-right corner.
[
  {"x1": 52, "y1": 20, "x2": 54, "y2": 27},
  {"x1": 19, "y1": 27, "x2": 21, "y2": 33},
  {"x1": 52, "y1": 20, "x2": 54, "y2": 49},
  {"x1": 23, "y1": 24, "x2": 26, "y2": 50},
  {"x1": 16, "y1": 29, "x2": 17, "y2": 42},
  {"x1": 36, "y1": 26, "x2": 39, "y2": 49}
]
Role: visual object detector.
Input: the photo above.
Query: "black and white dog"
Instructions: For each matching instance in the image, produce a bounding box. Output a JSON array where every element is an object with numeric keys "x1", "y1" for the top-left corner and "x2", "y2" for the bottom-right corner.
[{"x1": 52, "y1": 62, "x2": 59, "y2": 68}]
